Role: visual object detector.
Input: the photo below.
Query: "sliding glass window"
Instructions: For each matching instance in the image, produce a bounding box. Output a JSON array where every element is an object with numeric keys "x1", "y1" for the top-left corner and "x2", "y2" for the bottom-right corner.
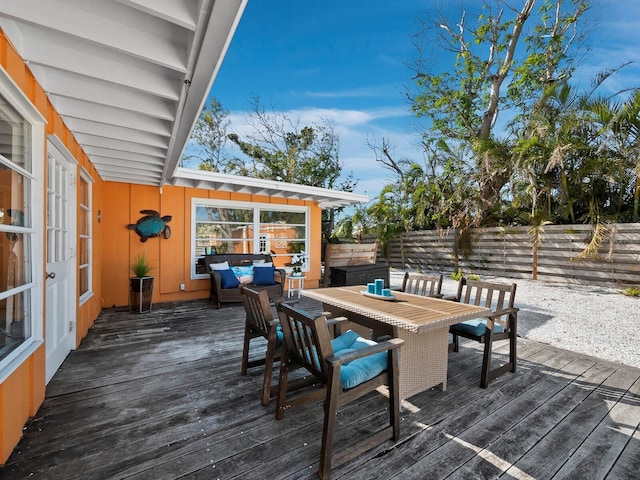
[{"x1": 191, "y1": 199, "x2": 309, "y2": 277}]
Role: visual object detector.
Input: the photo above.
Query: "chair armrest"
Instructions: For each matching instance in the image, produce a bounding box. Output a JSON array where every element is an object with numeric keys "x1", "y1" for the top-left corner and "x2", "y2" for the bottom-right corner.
[
  {"x1": 327, "y1": 338, "x2": 404, "y2": 366},
  {"x1": 325, "y1": 315, "x2": 348, "y2": 338},
  {"x1": 275, "y1": 268, "x2": 287, "y2": 284},
  {"x1": 210, "y1": 271, "x2": 222, "y2": 290},
  {"x1": 486, "y1": 307, "x2": 519, "y2": 319},
  {"x1": 326, "y1": 316, "x2": 348, "y2": 327}
]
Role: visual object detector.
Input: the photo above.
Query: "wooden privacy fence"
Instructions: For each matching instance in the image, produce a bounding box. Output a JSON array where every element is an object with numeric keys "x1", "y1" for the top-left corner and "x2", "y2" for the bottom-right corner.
[{"x1": 365, "y1": 223, "x2": 640, "y2": 287}]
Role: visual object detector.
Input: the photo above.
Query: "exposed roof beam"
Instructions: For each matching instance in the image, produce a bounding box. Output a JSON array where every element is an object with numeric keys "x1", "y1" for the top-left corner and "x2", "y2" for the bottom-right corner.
[
  {"x1": 28, "y1": 67, "x2": 177, "y2": 120},
  {"x1": 2, "y1": 0, "x2": 187, "y2": 71},
  {"x1": 118, "y1": 0, "x2": 198, "y2": 30}
]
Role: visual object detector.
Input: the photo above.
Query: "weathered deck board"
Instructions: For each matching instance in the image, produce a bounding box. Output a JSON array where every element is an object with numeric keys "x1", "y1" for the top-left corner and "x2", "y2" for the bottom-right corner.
[{"x1": 1, "y1": 299, "x2": 639, "y2": 479}]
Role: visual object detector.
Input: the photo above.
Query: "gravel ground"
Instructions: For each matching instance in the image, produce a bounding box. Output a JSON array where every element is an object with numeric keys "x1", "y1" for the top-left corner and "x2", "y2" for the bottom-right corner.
[{"x1": 389, "y1": 270, "x2": 640, "y2": 369}]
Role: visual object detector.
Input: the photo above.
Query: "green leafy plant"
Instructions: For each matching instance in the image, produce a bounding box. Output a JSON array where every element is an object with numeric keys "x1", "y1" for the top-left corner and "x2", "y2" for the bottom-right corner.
[
  {"x1": 131, "y1": 253, "x2": 152, "y2": 278},
  {"x1": 621, "y1": 287, "x2": 640, "y2": 297},
  {"x1": 451, "y1": 269, "x2": 463, "y2": 281},
  {"x1": 450, "y1": 268, "x2": 480, "y2": 281}
]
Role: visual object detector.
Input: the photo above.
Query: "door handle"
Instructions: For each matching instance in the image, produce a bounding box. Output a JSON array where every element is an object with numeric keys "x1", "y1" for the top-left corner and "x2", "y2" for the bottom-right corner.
[{"x1": 46, "y1": 272, "x2": 56, "y2": 279}]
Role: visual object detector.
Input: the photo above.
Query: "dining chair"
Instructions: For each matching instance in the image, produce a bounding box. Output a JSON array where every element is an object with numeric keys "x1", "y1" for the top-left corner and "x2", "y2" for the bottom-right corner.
[
  {"x1": 239, "y1": 286, "x2": 283, "y2": 406},
  {"x1": 400, "y1": 272, "x2": 444, "y2": 297},
  {"x1": 447, "y1": 278, "x2": 518, "y2": 388},
  {"x1": 275, "y1": 302, "x2": 403, "y2": 480}
]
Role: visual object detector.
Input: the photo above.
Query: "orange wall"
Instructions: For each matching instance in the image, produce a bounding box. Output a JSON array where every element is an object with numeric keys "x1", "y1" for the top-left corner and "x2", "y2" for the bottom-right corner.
[
  {"x1": 0, "y1": 30, "x2": 104, "y2": 463},
  {"x1": 100, "y1": 183, "x2": 323, "y2": 308}
]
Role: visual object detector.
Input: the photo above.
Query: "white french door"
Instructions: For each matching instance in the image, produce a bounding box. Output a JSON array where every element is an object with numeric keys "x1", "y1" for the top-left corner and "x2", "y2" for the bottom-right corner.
[{"x1": 45, "y1": 139, "x2": 77, "y2": 383}]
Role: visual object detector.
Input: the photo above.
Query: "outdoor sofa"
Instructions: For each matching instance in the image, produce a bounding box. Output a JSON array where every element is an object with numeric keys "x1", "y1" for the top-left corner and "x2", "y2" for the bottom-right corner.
[{"x1": 204, "y1": 253, "x2": 286, "y2": 308}]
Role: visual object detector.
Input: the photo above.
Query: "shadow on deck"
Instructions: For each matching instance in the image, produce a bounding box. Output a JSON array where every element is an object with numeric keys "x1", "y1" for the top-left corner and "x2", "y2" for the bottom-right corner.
[{"x1": 2, "y1": 298, "x2": 639, "y2": 479}]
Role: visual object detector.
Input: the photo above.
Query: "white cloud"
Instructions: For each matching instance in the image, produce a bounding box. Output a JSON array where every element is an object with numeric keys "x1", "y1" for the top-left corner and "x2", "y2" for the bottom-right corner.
[{"x1": 222, "y1": 105, "x2": 424, "y2": 198}]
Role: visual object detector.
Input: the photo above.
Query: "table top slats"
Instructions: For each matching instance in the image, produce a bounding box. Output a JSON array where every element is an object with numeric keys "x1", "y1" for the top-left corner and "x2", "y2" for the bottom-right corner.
[{"x1": 301, "y1": 286, "x2": 490, "y2": 333}]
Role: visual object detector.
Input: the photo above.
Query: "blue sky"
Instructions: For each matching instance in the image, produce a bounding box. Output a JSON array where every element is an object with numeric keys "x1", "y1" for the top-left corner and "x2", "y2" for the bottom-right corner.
[{"x1": 194, "y1": 0, "x2": 640, "y2": 201}]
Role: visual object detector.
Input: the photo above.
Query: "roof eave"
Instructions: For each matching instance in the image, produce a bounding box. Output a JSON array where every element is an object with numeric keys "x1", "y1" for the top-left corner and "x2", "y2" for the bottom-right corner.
[{"x1": 171, "y1": 167, "x2": 369, "y2": 209}]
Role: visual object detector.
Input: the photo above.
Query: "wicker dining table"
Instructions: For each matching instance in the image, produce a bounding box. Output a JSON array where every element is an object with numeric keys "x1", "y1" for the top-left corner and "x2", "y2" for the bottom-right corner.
[{"x1": 301, "y1": 285, "x2": 490, "y2": 401}]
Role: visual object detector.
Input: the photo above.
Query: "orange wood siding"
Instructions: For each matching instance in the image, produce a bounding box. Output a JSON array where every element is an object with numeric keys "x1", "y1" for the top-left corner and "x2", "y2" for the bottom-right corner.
[
  {"x1": 100, "y1": 184, "x2": 324, "y2": 308},
  {"x1": 159, "y1": 186, "x2": 186, "y2": 296},
  {"x1": 0, "y1": 29, "x2": 105, "y2": 464}
]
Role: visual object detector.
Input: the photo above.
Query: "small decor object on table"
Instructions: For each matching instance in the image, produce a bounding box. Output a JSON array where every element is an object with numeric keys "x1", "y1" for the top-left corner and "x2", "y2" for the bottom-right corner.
[{"x1": 361, "y1": 278, "x2": 395, "y2": 300}]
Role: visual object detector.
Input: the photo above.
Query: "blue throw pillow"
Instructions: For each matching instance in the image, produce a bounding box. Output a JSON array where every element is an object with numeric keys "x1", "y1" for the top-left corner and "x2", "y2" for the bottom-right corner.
[
  {"x1": 253, "y1": 265, "x2": 276, "y2": 285},
  {"x1": 218, "y1": 268, "x2": 240, "y2": 289}
]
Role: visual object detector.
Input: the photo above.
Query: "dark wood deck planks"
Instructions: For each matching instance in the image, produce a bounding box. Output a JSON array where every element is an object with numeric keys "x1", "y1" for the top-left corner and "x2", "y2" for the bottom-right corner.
[{"x1": 1, "y1": 298, "x2": 639, "y2": 480}]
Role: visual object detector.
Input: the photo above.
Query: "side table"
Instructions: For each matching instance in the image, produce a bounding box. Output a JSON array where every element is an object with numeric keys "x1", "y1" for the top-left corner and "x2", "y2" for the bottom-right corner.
[{"x1": 287, "y1": 275, "x2": 306, "y2": 299}]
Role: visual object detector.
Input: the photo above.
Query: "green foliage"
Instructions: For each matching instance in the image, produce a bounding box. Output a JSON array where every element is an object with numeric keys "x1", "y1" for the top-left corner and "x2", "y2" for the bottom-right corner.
[
  {"x1": 621, "y1": 287, "x2": 640, "y2": 297},
  {"x1": 344, "y1": 0, "x2": 639, "y2": 264},
  {"x1": 188, "y1": 97, "x2": 230, "y2": 172},
  {"x1": 451, "y1": 269, "x2": 481, "y2": 281},
  {"x1": 131, "y1": 253, "x2": 152, "y2": 278},
  {"x1": 451, "y1": 269, "x2": 463, "y2": 281}
]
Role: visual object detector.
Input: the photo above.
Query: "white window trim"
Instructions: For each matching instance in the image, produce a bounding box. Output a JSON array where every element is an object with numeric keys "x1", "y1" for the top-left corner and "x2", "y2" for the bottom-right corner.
[
  {"x1": 0, "y1": 67, "x2": 46, "y2": 382},
  {"x1": 78, "y1": 168, "x2": 94, "y2": 305},
  {"x1": 190, "y1": 198, "x2": 309, "y2": 280}
]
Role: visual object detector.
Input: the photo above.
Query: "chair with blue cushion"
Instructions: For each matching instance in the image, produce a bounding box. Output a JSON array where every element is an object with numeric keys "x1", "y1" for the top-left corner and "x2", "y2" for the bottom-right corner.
[
  {"x1": 240, "y1": 286, "x2": 283, "y2": 406},
  {"x1": 448, "y1": 278, "x2": 518, "y2": 388},
  {"x1": 275, "y1": 302, "x2": 403, "y2": 480}
]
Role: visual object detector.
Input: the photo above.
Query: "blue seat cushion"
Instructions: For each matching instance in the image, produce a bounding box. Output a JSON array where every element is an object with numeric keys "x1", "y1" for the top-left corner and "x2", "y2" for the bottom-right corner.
[
  {"x1": 218, "y1": 268, "x2": 240, "y2": 289},
  {"x1": 451, "y1": 318, "x2": 504, "y2": 337},
  {"x1": 253, "y1": 265, "x2": 276, "y2": 285},
  {"x1": 330, "y1": 330, "x2": 388, "y2": 390}
]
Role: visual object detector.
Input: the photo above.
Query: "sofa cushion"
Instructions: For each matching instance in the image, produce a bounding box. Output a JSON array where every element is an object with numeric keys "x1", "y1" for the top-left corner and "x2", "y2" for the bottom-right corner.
[
  {"x1": 218, "y1": 268, "x2": 240, "y2": 289},
  {"x1": 231, "y1": 266, "x2": 254, "y2": 284},
  {"x1": 253, "y1": 265, "x2": 276, "y2": 285},
  {"x1": 210, "y1": 261, "x2": 230, "y2": 271},
  {"x1": 330, "y1": 330, "x2": 388, "y2": 389},
  {"x1": 451, "y1": 318, "x2": 504, "y2": 337}
]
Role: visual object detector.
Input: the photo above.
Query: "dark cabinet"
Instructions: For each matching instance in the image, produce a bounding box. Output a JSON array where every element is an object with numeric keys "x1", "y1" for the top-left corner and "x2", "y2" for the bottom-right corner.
[{"x1": 329, "y1": 263, "x2": 389, "y2": 287}]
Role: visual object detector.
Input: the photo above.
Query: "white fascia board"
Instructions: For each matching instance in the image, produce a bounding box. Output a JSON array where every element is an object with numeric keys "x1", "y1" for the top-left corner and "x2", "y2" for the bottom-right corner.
[{"x1": 172, "y1": 168, "x2": 369, "y2": 208}]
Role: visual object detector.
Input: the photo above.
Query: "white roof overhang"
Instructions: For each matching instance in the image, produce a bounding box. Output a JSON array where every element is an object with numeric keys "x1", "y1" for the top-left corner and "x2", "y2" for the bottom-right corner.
[
  {"x1": 172, "y1": 167, "x2": 369, "y2": 209},
  {"x1": 0, "y1": 0, "x2": 247, "y2": 187}
]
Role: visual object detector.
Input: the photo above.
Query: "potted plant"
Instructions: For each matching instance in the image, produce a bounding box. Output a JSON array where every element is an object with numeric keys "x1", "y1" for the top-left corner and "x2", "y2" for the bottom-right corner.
[
  {"x1": 130, "y1": 253, "x2": 154, "y2": 313},
  {"x1": 290, "y1": 250, "x2": 308, "y2": 277}
]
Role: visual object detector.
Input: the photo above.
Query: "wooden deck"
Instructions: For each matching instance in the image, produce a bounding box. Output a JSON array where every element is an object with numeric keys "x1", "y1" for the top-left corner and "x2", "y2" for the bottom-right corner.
[{"x1": 2, "y1": 298, "x2": 639, "y2": 479}]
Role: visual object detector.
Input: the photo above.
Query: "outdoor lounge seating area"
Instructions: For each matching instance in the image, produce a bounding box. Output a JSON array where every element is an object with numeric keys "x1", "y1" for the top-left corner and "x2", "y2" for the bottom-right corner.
[
  {"x1": 2, "y1": 297, "x2": 639, "y2": 479},
  {"x1": 205, "y1": 253, "x2": 287, "y2": 308}
]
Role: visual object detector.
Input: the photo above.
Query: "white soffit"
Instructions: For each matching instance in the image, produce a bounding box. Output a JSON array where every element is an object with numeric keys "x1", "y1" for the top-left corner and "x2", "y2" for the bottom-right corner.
[
  {"x1": 0, "y1": 0, "x2": 247, "y2": 187},
  {"x1": 172, "y1": 167, "x2": 370, "y2": 209}
]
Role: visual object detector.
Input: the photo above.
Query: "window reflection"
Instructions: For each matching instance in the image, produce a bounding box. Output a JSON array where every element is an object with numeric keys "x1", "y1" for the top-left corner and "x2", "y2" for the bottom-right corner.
[
  {"x1": 0, "y1": 96, "x2": 31, "y2": 171},
  {"x1": 0, "y1": 92, "x2": 34, "y2": 362},
  {"x1": 194, "y1": 203, "x2": 309, "y2": 275},
  {"x1": 0, "y1": 290, "x2": 31, "y2": 358}
]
